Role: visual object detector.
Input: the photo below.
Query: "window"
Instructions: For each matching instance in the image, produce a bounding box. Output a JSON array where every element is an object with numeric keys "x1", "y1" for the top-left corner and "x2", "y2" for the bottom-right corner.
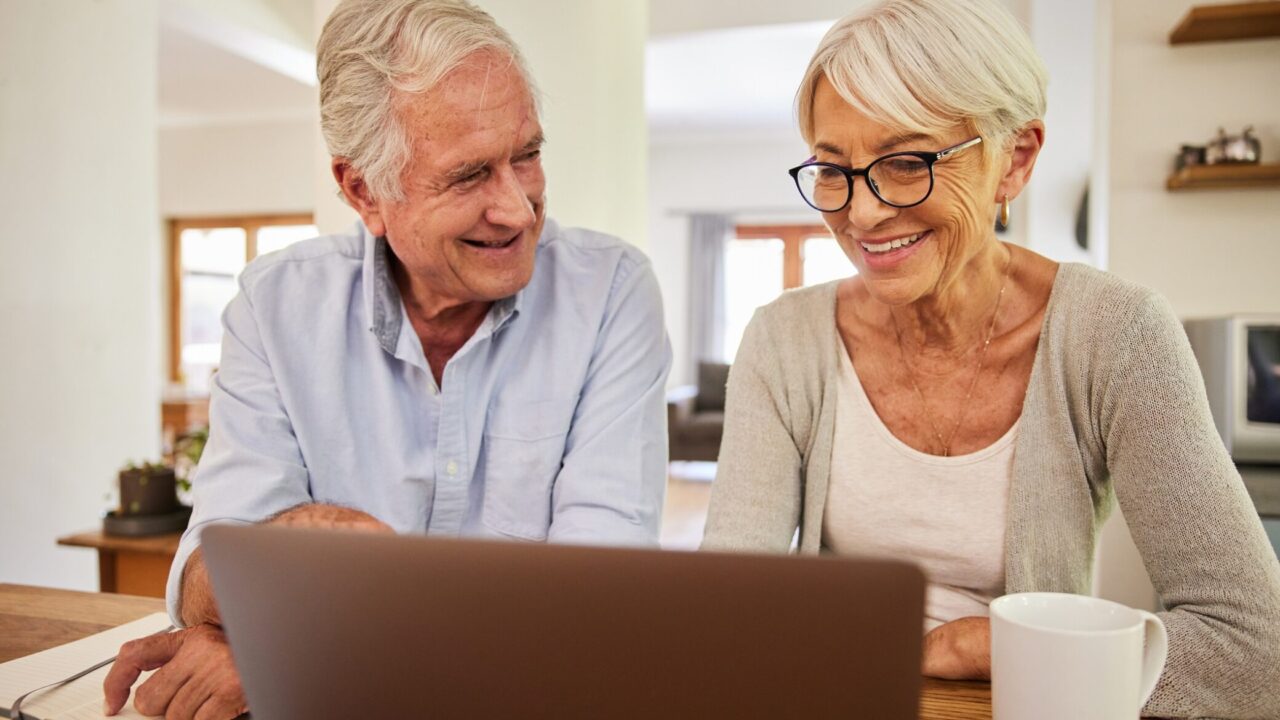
[
  {"x1": 722, "y1": 225, "x2": 853, "y2": 360},
  {"x1": 169, "y1": 215, "x2": 317, "y2": 392}
]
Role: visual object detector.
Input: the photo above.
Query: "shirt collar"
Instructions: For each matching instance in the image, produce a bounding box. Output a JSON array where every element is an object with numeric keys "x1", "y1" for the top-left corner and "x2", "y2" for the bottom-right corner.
[
  {"x1": 361, "y1": 218, "x2": 557, "y2": 356},
  {"x1": 361, "y1": 225, "x2": 403, "y2": 356}
]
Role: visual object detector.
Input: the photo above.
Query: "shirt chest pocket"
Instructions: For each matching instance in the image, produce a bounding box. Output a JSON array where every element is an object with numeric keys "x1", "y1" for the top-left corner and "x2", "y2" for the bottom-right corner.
[{"x1": 481, "y1": 395, "x2": 578, "y2": 540}]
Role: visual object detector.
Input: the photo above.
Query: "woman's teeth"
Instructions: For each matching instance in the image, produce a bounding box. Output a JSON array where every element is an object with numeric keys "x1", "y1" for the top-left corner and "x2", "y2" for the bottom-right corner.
[{"x1": 860, "y1": 232, "x2": 925, "y2": 254}]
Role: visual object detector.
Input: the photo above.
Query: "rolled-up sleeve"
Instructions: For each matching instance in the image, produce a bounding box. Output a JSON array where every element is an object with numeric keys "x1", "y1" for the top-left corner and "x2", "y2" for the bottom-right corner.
[
  {"x1": 165, "y1": 284, "x2": 312, "y2": 625},
  {"x1": 548, "y1": 255, "x2": 671, "y2": 546}
]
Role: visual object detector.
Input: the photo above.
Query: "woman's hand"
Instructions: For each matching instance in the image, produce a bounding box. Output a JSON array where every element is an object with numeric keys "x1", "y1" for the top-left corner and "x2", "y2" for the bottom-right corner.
[{"x1": 922, "y1": 616, "x2": 992, "y2": 680}]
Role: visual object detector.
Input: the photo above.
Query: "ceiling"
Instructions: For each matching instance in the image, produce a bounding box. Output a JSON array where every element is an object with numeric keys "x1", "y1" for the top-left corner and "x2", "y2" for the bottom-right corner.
[
  {"x1": 646, "y1": 20, "x2": 833, "y2": 143},
  {"x1": 159, "y1": 23, "x2": 315, "y2": 126},
  {"x1": 158, "y1": 1, "x2": 840, "y2": 137},
  {"x1": 648, "y1": 0, "x2": 851, "y2": 37}
]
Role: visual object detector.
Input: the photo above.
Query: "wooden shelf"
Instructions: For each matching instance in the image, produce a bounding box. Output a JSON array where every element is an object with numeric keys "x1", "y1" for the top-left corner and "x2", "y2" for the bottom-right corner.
[
  {"x1": 1170, "y1": 1, "x2": 1280, "y2": 44},
  {"x1": 1166, "y1": 162, "x2": 1280, "y2": 190}
]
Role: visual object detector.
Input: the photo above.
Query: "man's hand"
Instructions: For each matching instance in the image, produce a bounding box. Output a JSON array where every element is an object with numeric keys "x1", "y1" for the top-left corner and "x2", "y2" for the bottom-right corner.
[
  {"x1": 105, "y1": 503, "x2": 393, "y2": 718},
  {"x1": 922, "y1": 616, "x2": 991, "y2": 680},
  {"x1": 103, "y1": 623, "x2": 245, "y2": 719}
]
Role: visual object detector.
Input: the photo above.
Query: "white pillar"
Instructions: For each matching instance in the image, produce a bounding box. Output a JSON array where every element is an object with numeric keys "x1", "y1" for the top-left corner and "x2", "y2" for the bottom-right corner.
[
  {"x1": 478, "y1": 0, "x2": 649, "y2": 249},
  {"x1": 1025, "y1": 0, "x2": 1097, "y2": 266},
  {"x1": 312, "y1": 0, "x2": 357, "y2": 235},
  {"x1": 0, "y1": 1, "x2": 162, "y2": 589}
]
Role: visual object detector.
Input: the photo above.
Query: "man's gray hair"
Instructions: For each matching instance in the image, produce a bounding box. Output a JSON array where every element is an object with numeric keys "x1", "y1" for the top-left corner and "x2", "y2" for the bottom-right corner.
[{"x1": 318, "y1": 0, "x2": 536, "y2": 202}]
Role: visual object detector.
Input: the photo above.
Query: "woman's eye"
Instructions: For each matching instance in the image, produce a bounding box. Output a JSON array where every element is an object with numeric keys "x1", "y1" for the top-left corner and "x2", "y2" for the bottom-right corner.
[{"x1": 884, "y1": 159, "x2": 928, "y2": 174}]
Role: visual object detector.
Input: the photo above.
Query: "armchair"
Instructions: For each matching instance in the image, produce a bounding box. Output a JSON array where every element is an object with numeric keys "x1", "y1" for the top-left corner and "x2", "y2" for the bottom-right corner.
[{"x1": 667, "y1": 361, "x2": 730, "y2": 462}]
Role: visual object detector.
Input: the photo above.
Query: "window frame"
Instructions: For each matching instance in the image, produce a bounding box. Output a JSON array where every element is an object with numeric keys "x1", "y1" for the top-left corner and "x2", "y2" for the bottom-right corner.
[
  {"x1": 734, "y1": 223, "x2": 831, "y2": 290},
  {"x1": 168, "y1": 213, "x2": 315, "y2": 384}
]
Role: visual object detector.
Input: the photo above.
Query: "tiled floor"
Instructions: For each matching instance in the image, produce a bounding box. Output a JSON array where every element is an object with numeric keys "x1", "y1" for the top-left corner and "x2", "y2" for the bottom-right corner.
[{"x1": 658, "y1": 462, "x2": 716, "y2": 551}]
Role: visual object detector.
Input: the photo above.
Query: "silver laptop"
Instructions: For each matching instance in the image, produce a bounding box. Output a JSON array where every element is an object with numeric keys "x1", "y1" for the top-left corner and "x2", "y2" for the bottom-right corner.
[{"x1": 202, "y1": 525, "x2": 925, "y2": 719}]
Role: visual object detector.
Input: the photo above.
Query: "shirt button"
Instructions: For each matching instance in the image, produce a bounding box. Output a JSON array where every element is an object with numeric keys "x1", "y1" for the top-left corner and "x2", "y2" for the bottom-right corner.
[{"x1": 446, "y1": 460, "x2": 458, "y2": 476}]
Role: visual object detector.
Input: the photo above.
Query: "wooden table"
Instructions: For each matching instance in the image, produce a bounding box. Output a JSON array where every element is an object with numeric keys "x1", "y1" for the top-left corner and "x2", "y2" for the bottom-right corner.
[
  {"x1": 0, "y1": 583, "x2": 164, "y2": 664},
  {"x1": 0, "y1": 584, "x2": 992, "y2": 719},
  {"x1": 56, "y1": 530, "x2": 181, "y2": 598}
]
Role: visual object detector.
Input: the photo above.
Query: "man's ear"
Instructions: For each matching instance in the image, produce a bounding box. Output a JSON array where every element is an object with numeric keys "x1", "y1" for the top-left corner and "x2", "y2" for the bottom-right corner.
[
  {"x1": 332, "y1": 158, "x2": 387, "y2": 237},
  {"x1": 995, "y1": 120, "x2": 1045, "y2": 203}
]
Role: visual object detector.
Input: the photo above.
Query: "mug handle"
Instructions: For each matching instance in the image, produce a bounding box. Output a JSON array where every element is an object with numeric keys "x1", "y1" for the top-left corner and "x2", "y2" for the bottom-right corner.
[{"x1": 1137, "y1": 610, "x2": 1169, "y2": 708}]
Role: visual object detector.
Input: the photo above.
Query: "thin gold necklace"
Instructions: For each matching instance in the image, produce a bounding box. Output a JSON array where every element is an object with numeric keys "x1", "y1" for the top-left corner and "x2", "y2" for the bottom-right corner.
[{"x1": 890, "y1": 248, "x2": 1013, "y2": 457}]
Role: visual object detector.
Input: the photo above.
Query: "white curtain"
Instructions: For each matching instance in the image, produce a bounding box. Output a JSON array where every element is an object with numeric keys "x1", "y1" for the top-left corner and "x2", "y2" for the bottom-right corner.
[{"x1": 687, "y1": 214, "x2": 730, "y2": 378}]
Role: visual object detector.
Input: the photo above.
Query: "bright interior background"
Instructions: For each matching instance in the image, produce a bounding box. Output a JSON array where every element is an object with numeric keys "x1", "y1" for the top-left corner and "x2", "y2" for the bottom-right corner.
[{"x1": 1, "y1": 0, "x2": 1276, "y2": 611}]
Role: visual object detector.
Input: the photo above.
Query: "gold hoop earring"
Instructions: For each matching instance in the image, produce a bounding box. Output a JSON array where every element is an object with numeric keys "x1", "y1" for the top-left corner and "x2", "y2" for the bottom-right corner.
[{"x1": 999, "y1": 195, "x2": 1011, "y2": 229}]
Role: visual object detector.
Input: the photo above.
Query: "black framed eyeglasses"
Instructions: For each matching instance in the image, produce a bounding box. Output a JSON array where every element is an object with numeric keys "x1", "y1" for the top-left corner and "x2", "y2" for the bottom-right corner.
[{"x1": 788, "y1": 136, "x2": 983, "y2": 212}]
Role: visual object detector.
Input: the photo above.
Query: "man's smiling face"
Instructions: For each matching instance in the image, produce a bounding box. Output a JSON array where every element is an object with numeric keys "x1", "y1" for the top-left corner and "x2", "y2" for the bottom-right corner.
[{"x1": 357, "y1": 50, "x2": 546, "y2": 308}]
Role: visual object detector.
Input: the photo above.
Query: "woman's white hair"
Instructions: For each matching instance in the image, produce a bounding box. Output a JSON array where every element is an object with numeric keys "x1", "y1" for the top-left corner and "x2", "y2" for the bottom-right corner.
[
  {"x1": 317, "y1": 0, "x2": 536, "y2": 202},
  {"x1": 797, "y1": 0, "x2": 1047, "y2": 155}
]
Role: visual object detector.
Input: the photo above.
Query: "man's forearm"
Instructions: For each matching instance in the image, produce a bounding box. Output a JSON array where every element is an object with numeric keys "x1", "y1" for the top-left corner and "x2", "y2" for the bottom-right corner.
[
  {"x1": 267, "y1": 502, "x2": 394, "y2": 531},
  {"x1": 177, "y1": 503, "x2": 393, "y2": 626},
  {"x1": 179, "y1": 547, "x2": 220, "y2": 628}
]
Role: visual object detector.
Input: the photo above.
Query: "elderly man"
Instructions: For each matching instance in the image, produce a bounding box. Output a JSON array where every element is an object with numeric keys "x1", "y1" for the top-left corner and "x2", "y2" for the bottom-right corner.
[{"x1": 103, "y1": 1, "x2": 670, "y2": 717}]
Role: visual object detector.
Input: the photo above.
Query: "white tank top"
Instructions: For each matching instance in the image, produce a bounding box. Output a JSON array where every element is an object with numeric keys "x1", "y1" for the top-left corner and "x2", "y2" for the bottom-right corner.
[{"x1": 823, "y1": 345, "x2": 1018, "y2": 632}]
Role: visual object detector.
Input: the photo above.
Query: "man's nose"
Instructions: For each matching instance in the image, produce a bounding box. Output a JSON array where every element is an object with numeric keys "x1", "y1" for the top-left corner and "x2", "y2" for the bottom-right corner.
[{"x1": 485, "y1": 164, "x2": 536, "y2": 230}]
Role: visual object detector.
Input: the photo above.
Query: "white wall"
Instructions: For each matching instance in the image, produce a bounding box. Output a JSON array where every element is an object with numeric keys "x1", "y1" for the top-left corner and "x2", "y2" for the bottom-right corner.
[
  {"x1": 160, "y1": 120, "x2": 315, "y2": 218},
  {"x1": 1105, "y1": 0, "x2": 1280, "y2": 317},
  {"x1": 1025, "y1": 0, "x2": 1098, "y2": 266},
  {"x1": 0, "y1": 0, "x2": 162, "y2": 590}
]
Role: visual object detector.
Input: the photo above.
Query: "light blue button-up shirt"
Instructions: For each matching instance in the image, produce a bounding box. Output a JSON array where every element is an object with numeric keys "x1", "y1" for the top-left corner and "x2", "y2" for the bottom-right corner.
[{"x1": 166, "y1": 218, "x2": 671, "y2": 622}]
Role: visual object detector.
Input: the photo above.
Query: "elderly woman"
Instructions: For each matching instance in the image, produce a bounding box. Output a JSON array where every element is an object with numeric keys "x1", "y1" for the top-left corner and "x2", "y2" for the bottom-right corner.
[{"x1": 701, "y1": 0, "x2": 1280, "y2": 717}]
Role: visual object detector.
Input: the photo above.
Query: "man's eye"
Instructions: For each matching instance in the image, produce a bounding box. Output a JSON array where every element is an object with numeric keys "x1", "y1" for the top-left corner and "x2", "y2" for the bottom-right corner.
[
  {"x1": 516, "y1": 150, "x2": 541, "y2": 163},
  {"x1": 454, "y1": 168, "x2": 488, "y2": 187}
]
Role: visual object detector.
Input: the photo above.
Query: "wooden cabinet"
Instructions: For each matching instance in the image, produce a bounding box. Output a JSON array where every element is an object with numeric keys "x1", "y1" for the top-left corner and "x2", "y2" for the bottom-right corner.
[
  {"x1": 161, "y1": 397, "x2": 208, "y2": 436},
  {"x1": 56, "y1": 531, "x2": 181, "y2": 598}
]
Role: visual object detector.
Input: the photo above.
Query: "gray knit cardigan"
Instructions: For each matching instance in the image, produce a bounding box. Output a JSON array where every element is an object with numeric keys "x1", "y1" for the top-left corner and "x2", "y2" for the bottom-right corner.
[{"x1": 702, "y1": 263, "x2": 1280, "y2": 719}]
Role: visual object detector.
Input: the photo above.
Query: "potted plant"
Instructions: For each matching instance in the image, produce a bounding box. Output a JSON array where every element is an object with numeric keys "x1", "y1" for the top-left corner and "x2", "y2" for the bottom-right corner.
[
  {"x1": 173, "y1": 426, "x2": 208, "y2": 495},
  {"x1": 106, "y1": 457, "x2": 194, "y2": 536},
  {"x1": 117, "y1": 461, "x2": 179, "y2": 517}
]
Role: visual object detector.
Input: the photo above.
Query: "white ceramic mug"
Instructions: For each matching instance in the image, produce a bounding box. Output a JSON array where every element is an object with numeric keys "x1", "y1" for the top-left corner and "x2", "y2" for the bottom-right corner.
[{"x1": 989, "y1": 592, "x2": 1167, "y2": 720}]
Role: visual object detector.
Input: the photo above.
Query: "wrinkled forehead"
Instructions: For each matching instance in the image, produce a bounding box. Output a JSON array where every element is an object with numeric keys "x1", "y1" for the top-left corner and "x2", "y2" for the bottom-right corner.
[{"x1": 397, "y1": 50, "x2": 540, "y2": 135}]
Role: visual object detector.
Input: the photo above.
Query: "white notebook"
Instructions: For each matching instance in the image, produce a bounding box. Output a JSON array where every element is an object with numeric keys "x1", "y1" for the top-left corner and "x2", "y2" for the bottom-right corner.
[{"x1": 0, "y1": 612, "x2": 172, "y2": 720}]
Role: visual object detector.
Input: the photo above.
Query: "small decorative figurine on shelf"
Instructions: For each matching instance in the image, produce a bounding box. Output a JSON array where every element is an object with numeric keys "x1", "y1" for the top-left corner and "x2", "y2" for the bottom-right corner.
[
  {"x1": 1174, "y1": 126, "x2": 1262, "y2": 171},
  {"x1": 1176, "y1": 143, "x2": 1206, "y2": 170},
  {"x1": 1205, "y1": 126, "x2": 1262, "y2": 165}
]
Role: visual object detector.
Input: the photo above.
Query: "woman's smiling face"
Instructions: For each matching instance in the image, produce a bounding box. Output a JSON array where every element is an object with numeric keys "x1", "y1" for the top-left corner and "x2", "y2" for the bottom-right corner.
[{"x1": 810, "y1": 76, "x2": 1005, "y2": 307}]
